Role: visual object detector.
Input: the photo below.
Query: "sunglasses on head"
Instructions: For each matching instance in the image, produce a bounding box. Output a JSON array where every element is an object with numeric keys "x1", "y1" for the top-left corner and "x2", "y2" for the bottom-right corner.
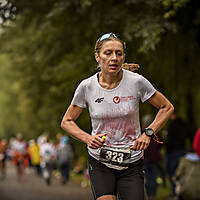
[{"x1": 98, "y1": 33, "x2": 121, "y2": 42}]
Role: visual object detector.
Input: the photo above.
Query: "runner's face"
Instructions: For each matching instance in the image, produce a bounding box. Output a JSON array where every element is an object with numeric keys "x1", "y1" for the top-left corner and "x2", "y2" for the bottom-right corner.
[{"x1": 95, "y1": 40, "x2": 125, "y2": 74}]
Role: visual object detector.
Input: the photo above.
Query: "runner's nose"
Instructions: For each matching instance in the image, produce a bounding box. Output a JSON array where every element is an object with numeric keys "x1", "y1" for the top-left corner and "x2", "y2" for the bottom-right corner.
[{"x1": 111, "y1": 52, "x2": 117, "y2": 60}]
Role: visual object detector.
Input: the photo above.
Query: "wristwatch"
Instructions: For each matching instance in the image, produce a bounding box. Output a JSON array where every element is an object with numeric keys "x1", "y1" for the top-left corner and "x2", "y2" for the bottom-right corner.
[{"x1": 144, "y1": 128, "x2": 154, "y2": 137}]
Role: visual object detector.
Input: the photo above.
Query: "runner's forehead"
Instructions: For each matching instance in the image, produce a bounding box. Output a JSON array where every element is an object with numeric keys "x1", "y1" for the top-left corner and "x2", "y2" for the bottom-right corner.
[{"x1": 100, "y1": 41, "x2": 124, "y2": 51}]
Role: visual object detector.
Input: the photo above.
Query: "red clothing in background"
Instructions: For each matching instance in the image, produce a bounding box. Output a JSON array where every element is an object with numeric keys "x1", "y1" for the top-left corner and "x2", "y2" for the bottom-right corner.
[{"x1": 193, "y1": 128, "x2": 200, "y2": 157}]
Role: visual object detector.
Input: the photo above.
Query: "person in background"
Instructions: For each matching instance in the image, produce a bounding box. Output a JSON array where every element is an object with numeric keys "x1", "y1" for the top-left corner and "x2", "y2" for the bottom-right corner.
[
  {"x1": 61, "y1": 32, "x2": 174, "y2": 200},
  {"x1": 173, "y1": 128, "x2": 200, "y2": 200},
  {"x1": 40, "y1": 136, "x2": 56, "y2": 185},
  {"x1": 193, "y1": 128, "x2": 200, "y2": 157},
  {"x1": 57, "y1": 136, "x2": 74, "y2": 184},
  {"x1": 165, "y1": 111, "x2": 190, "y2": 198},
  {"x1": 143, "y1": 114, "x2": 165, "y2": 200},
  {"x1": 12, "y1": 133, "x2": 28, "y2": 181},
  {"x1": 56, "y1": 133, "x2": 63, "y2": 146},
  {"x1": 28, "y1": 139, "x2": 42, "y2": 176},
  {"x1": 0, "y1": 138, "x2": 8, "y2": 180}
]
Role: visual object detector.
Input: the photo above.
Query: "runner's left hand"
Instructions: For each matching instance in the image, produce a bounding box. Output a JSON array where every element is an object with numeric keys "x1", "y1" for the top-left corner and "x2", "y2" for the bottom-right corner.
[{"x1": 130, "y1": 133, "x2": 151, "y2": 151}]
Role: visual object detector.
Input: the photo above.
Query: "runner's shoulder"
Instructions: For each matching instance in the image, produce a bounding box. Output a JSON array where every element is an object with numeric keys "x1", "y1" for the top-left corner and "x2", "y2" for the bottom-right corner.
[
  {"x1": 78, "y1": 73, "x2": 97, "y2": 88},
  {"x1": 123, "y1": 69, "x2": 145, "y2": 83}
]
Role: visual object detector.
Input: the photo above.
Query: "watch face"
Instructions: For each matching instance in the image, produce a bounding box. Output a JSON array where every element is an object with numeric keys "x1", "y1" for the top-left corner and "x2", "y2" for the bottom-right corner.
[{"x1": 145, "y1": 128, "x2": 154, "y2": 136}]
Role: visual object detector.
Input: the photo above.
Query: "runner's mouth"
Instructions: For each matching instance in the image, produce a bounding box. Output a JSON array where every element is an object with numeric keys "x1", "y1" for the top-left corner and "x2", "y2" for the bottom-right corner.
[{"x1": 109, "y1": 64, "x2": 119, "y2": 68}]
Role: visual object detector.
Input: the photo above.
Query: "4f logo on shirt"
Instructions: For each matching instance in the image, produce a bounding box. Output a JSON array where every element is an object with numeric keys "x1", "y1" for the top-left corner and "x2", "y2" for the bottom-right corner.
[
  {"x1": 113, "y1": 96, "x2": 120, "y2": 104},
  {"x1": 95, "y1": 97, "x2": 104, "y2": 103}
]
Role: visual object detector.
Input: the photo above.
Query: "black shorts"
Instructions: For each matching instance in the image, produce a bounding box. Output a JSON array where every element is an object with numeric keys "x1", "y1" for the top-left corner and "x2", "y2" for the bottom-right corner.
[{"x1": 88, "y1": 154, "x2": 145, "y2": 200}]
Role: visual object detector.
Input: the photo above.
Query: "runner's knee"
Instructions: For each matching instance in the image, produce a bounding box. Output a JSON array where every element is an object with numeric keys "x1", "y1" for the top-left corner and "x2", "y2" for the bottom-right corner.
[{"x1": 97, "y1": 195, "x2": 116, "y2": 200}]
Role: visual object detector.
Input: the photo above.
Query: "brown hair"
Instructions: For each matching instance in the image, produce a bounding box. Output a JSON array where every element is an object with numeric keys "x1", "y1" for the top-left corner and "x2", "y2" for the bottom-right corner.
[{"x1": 122, "y1": 63, "x2": 140, "y2": 72}]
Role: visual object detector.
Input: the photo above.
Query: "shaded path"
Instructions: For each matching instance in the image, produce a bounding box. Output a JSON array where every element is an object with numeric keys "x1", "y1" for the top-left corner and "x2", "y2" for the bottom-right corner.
[{"x1": 0, "y1": 162, "x2": 93, "y2": 200}]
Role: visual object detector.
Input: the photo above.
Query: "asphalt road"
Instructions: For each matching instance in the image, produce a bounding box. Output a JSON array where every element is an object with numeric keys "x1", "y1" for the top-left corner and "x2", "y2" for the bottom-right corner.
[{"x1": 0, "y1": 162, "x2": 93, "y2": 200}]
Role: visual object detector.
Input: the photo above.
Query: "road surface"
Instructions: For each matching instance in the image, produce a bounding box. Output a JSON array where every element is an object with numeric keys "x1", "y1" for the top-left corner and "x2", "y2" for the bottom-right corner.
[{"x1": 0, "y1": 162, "x2": 93, "y2": 200}]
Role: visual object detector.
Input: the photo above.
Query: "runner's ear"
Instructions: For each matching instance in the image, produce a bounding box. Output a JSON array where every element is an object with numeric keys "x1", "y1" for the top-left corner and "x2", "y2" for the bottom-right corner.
[{"x1": 94, "y1": 53, "x2": 100, "y2": 63}]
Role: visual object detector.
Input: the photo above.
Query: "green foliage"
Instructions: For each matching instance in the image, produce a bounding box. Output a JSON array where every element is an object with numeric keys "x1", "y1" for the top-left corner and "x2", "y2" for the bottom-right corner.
[{"x1": 162, "y1": 0, "x2": 190, "y2": 19}]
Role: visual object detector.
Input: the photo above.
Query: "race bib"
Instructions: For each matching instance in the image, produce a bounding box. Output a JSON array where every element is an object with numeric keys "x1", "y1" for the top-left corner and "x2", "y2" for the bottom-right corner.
[{"x1": 99, "y1": 146, "x2": 131, "y2": 170}]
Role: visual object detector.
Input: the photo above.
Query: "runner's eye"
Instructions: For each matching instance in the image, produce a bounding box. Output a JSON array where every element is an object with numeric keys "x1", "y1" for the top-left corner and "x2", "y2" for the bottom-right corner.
[
  {"x1": 104, "y1": 51, "x2": 111, "y2": 55},
  {"x1": 116, "y1": 51, "x2": 123, "y2": 56}
]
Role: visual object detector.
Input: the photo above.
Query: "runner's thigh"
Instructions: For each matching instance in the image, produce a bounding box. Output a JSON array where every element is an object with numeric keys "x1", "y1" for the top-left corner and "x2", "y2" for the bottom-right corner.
[
  {"x1": 88, "y1": 155, "x2": 117, "y2": 200},
  {"x1": 117, "y1": 160, "x2": 145, "y2": 200}
]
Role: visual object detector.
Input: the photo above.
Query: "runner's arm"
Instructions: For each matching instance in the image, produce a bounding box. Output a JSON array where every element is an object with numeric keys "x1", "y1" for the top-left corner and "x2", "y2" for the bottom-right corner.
[
  {"x1": 61, "y1": 104, "x2": 106, "y2": 149},
  {"x1": 147, "y1": 91, "x2": 174, "y2": 133},
  {"x1": 132, "y1": 91, "x2": 174, "y2": 150}
]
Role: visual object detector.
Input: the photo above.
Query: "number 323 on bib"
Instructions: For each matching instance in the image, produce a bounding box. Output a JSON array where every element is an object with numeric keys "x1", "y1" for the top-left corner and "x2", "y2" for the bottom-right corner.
[{"x1": 99, "y1": 146, "x2": 131, "y2": 170}]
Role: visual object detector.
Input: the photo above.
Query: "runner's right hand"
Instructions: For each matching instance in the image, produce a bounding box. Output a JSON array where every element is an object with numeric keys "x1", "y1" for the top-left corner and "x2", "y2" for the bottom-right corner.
[{"x1": 86, "y1": 133, "x2": 106, "y2": 149}]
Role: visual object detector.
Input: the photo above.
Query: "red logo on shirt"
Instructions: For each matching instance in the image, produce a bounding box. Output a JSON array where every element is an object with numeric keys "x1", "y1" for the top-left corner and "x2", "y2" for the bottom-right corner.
[{"x1": 113, "y1": 96, "x2": 120, "y2": 104}]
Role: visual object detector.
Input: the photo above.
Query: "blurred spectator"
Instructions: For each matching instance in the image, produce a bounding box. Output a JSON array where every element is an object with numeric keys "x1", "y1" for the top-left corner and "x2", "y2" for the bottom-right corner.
[
  {"x1": 0, "y1": 138, "x2": 8, "y2": 180},
  {"x1": 56, "y1": 133, "x2": 62, "y2": 146},
  {"x1": 193, "y1": 128, "x2": 200, "y2": 157},
  {"x1": 57, "y1": 136, "x2": 74, "y2": 184},
  {"x1": 12, "y1": 133, "x2": 28, "y2": 181},
  {"x1": 173, "y1": 129, "x2": 200, "y2": 200},
  {"x1": 165, "y1": 112, "x2": 190, "y2": 197},
  {"x1": 40, "y1": 136, "x2": 56, "y2": 185},
  {"x1": 37, "y1": 134, "x2": 48, "y2": 146},
  {"x1": 143, "y1": 114, "x2": 165, "y2": 200},
  {"x1": 28, "y1": 139, "x2": 42, "y2": 176}
]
